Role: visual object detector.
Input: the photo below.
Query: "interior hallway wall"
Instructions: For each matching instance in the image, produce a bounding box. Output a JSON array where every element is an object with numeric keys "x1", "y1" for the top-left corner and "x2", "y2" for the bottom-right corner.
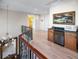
[
  {"x1": 38, "y1": 14, "x2": 49, "y2": 31},
  {"x1": 0, "y1": 9, "x2": 28, "y2": 38},
  {"x1": 0, "y1": 8, "x2": 40, "y2": 38},
  {"x1": 49, "y1": 0, "x2": 78, "y2": 31}
]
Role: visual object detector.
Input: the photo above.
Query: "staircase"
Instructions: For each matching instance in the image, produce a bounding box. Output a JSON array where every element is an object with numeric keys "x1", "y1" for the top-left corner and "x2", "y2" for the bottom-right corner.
[
  {"x1": 0, "y1": 37, "x2": 17, "y2": 59},
  {"x1": 3, "y1": 54, "x2": 19, "y2": 59},
  {"x1": 1, "y1": 26, "x2": 47, "y2": 59}
]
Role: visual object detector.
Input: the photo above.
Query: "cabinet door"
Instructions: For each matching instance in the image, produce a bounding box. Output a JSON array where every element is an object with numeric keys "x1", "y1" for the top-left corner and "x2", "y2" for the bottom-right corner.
[
  {"x1": 48, "y1": 30, "x2": 54, "y2": 42},
  {"x1": 65, "y1": 32, "x2": 77, "y2": 51}
]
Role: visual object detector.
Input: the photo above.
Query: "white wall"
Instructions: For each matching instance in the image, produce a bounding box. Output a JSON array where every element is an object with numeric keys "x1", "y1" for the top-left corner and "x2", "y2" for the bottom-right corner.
[
  {"x1": 0, "y1": 9, "x2": 40, "y2": 38},
  {"x1": 0, "y1": 9, "x2": 28, "y2": 38},
  {"x1": 32, "y1": 15, "x2": 39, "y2": 31},
  {"x1": 35, "y1": 16, "x2": 40, "y2": 31},
  {"x1": 30, "y1": 14, "x2": 49, "y2": 31},
  {"x1": 49, "y1": 0, "x2": 78, "y2": 31},
  {"x1": 39, "y1": 14, "x2": 49, "y2": 31}
]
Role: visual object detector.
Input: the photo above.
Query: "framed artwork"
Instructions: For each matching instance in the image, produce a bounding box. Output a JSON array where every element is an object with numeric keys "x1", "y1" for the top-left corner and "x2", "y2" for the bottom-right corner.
[{"x1": 53, "y1": 11, "x2": 75, "y2": 25}]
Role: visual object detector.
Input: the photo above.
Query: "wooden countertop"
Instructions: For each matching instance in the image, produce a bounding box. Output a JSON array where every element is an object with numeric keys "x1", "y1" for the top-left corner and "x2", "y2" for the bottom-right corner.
[{"x1": 30, "y1": 31, "x2": 77, "y2": 59}]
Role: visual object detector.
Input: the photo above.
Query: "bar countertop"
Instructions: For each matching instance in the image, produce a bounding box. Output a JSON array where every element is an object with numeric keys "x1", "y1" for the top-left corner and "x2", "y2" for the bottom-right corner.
[{"x1": 30, "y1": 31, "x2": 77, "y2": 59}]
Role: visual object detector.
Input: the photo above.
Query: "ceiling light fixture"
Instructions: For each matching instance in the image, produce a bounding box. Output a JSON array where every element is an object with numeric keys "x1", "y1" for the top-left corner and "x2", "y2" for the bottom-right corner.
[{"x1": 46, "y1": 0, "x2": 60, "y2": 5}]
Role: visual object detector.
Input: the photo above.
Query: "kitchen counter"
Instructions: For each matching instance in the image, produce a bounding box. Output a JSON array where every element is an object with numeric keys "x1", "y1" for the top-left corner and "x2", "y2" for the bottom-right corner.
[
  {"x1": 49, "y1": 28, "x2": 77, "y2": 33},
  {"x1": 30, "y1": 31, "x2": 77, "y2": 59}
]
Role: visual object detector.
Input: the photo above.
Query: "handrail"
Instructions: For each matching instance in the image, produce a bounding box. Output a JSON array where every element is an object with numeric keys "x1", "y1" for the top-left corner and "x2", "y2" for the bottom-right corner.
[{"x1": 19, "y1": 33, "x2": 47, "y2": 59}]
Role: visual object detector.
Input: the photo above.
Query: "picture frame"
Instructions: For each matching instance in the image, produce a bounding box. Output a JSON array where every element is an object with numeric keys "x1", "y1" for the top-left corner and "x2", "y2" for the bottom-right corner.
[{"x1": 53, "y1": 11, "x2": 75, "y2": 25}]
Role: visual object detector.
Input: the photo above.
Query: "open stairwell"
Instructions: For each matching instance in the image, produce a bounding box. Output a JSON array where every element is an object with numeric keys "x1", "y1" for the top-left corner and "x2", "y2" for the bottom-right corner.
[
  {"x1": 0, "y1": 27, "x2": 47, "y2": 59},
  {"x1": 3, "y1": 54, "x2": 17, "y2": 59},
  {"x1": 3, "y1": 42, "x2": 16, "y2": 58},
  {"x1": 0, "y1": 37, "x2": 17, "y2": 59}
]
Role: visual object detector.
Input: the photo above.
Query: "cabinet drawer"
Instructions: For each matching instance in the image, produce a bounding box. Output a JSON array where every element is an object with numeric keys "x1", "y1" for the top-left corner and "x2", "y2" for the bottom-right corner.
[{"x1": 65, "y1": 32, "x2": 76, "y2": 37}]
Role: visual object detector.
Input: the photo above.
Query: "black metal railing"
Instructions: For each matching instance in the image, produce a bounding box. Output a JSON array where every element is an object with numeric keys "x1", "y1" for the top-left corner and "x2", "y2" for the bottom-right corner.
[
  {"x1": 19, "y1": 27, "x2": 47, "y2": 59},
  {"x1": 0, "y1": 26, "x2": 47, "y2": 59},
  {"x1": 19, "y1": 34, "x2": 47, "y2": 59}
]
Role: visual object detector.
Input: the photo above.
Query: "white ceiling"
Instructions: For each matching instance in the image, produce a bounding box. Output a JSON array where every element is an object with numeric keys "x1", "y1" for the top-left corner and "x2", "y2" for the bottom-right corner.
[
  {"x1": 0, "y1": 0, "x2": 59, "y2": 14},
  {"x1": 0, "y1": 0, "x2": 71, "y2": 14}
]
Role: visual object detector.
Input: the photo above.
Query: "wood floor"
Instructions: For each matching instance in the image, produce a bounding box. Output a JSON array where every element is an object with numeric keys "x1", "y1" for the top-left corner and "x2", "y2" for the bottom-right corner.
[{"x1": 30, "y1": 31, "x2": 77, "y2": 59}]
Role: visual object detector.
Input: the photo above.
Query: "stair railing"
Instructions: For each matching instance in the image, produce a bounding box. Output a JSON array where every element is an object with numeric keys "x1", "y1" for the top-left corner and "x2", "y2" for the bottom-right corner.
[{"x1": 19, "y1": 32, "x2": 47, "y2": 59}]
